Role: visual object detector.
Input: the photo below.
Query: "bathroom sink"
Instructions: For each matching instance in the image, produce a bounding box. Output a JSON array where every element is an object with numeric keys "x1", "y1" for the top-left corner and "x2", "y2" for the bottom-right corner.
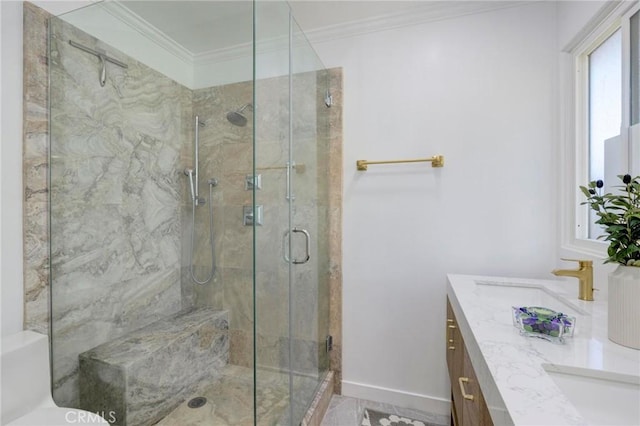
[
  {"x1": 543, "y1": 364, "x2": 640, "y2": 425},
  {"x1": 474, "y1": 281, "x2": 588, "y2": 318}
]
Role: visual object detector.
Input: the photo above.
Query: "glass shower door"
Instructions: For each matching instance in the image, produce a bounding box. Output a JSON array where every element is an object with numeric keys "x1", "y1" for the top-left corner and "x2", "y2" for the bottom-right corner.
[
  {"x1": 288, "y1": 16, "x2": 331, "y2": 424},
  {"x1": 254, "y1": 3, "x2": 330, "y2": 424}
]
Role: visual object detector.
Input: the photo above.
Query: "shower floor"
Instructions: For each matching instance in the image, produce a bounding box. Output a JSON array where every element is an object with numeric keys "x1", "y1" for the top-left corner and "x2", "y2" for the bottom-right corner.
[{"x1": 156, "y1": 365, "x2": 290, "y2": 426}]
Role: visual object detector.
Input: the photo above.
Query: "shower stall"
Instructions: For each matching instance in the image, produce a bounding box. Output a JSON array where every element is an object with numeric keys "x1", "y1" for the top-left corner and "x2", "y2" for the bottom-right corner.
[{"x1": 47, "y1": 1, "x2": 333, "y2": 425}]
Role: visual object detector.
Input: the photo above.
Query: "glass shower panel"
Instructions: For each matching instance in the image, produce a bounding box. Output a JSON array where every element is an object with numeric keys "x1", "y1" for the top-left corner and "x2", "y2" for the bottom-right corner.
[
  {"x1": 253, "y1": 1, "x2": 293, "y2": 424},
  {"x1": 289, "y1": 16, "x2": 331, "y2": 424},
  {"x1": 48, "y1": 10, "x2": 193, "y2": 417}
]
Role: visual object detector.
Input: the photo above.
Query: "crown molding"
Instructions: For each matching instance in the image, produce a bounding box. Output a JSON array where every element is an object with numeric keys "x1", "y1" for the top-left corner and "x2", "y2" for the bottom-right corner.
[
  {"x1": 194, "y1": 34, "x2": 309, "y2": 67},
  {"x1": 193, "y1": 42, "x2": 252, "y2": 66},
  {"x1": 299, "y1": 1, "x2": 533, "y2": 45}
]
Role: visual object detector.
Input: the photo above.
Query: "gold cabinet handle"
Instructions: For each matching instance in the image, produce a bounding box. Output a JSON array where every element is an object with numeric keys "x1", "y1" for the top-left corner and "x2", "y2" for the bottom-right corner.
[
  {"x1": 447, "y1": 322, "x2": 456, "y2": 350},
  {"x1": 458, "y1": 377, "x2": 474, "y2": 401}
]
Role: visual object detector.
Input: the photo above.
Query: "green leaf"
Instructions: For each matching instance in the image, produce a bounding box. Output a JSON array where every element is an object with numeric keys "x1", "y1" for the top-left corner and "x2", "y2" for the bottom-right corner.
[{"x1": 582, "y1": 175, "x2": 640, "y2": 265}]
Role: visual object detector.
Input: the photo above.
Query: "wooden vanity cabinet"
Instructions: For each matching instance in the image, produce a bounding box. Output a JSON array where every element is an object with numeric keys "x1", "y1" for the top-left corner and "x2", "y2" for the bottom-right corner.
[
  {"x1": 446, "y1": 300, "x2": 464, "y2": 423},
  {"x1": 446, "y1": 298, "x2": 493, "y2": 426}
]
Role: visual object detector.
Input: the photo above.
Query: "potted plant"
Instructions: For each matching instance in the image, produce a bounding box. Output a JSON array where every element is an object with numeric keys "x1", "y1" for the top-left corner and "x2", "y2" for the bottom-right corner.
[{"x1": 581, "y1": 174, "x2": 640, "y2": 349}]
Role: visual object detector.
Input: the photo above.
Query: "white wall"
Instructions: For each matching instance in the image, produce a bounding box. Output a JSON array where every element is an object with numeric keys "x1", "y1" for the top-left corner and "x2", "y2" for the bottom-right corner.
[
  {"x1": 312, "y1": 2, "x2": 559, "y2": 413},
  {"x1": 1, "y1": 0, "x2": 25, "y2": 338}
]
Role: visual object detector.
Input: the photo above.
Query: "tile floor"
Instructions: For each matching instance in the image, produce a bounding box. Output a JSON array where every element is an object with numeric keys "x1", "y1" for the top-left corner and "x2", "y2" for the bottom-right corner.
[
  {"x1": 156, "y1": 365, "x2": 323, "y2": 425},
  {"x1": 157, "y1": 365, "x2": 289, "y2": 426},
  {"x1": 320, "y1": 395, "x2": 449, "y2": 426}
]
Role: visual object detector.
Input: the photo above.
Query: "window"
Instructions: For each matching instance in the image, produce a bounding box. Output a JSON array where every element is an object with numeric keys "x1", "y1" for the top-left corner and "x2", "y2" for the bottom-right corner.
[
  {"x1": 588, "y1": 29, "x2": 621, "y2": 187},
  {"x1": 587, "y1": 29, "x2": 622, "y2": 238},
  {"x1": 569, "y1": 2, "x2": 640, "y2": 250}
]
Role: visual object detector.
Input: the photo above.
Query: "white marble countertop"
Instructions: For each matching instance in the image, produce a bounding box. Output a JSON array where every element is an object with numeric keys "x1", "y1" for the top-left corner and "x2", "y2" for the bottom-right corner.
[{"x1": 447, "y1": 274, "x2": 640, "y2": 426}]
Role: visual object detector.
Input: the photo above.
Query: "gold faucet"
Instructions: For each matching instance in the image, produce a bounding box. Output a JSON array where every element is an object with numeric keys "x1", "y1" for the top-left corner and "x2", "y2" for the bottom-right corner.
[{"x1": 552, "y1": 258, "x2": 594, "y2": 301}]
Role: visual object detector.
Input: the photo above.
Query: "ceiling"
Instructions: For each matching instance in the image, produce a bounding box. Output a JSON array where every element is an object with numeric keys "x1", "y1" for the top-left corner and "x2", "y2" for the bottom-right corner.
[{"x1": 121, "y1": 1, "x2": 253, "y2": 54}]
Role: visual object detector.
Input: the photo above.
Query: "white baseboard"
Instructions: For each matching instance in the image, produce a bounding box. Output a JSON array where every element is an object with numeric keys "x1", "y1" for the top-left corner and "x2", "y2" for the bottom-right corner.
[{"x1": 341, "y1": 380, "x2": 451, "y2": 416}]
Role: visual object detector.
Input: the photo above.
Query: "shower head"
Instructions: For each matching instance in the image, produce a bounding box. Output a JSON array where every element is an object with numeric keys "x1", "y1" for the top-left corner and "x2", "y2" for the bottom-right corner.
[
  {"x1": 226, "y1": 111, "x2": 247, "y2": 127},
  {"x1": 226, "y1": 104, "x2": 252, "y2": 127}
]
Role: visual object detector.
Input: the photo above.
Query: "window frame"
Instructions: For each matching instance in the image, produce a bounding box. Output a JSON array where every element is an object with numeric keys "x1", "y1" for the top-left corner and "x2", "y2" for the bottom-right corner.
[{"x1": 561, "y1": 1, "x2": 640, "y2": 257}]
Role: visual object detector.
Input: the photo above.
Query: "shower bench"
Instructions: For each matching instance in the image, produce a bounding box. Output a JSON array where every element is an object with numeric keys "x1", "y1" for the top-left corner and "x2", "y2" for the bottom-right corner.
[{"x1": 78, "y1": 307, "x2": 229, "y2": 426}]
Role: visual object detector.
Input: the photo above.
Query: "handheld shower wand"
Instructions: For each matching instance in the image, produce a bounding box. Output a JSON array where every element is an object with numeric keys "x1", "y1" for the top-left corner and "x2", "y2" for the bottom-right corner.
[
  {"x1": 184, "y1": 168, "x2": 196, "y2": 203},
  {"x1": 183, "y1": 168, "x2": 205, "y2": 206}
]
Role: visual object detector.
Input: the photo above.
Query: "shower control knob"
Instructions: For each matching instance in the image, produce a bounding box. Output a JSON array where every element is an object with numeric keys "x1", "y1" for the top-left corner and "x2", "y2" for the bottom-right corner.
[{"x1": 195, "y1": 197, "x2": 206, "y2": 206}]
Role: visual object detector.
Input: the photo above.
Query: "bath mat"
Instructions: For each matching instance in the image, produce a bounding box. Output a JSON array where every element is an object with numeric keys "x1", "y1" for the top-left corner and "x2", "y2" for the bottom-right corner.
[{"x1": 361, "y1": 408, "x2": 437, "y2": 426}]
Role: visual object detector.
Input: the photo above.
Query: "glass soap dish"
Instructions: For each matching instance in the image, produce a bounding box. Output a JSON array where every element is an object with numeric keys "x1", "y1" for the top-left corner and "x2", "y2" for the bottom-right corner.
[{"x1": 512, "y1": 306, "x2": 576, "y2": 344}]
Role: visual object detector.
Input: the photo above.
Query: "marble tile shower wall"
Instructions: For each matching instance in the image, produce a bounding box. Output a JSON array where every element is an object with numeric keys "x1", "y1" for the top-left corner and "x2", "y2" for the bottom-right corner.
[
  {"x1": 48, "y1": 18, "x2": 192, "y2": 406},
  {"x1": 190, "y1": 82, "x2": 254, "y2": 366},
  {"x1": 23, "y1": 2, "x2": 51, "y2": 337}
]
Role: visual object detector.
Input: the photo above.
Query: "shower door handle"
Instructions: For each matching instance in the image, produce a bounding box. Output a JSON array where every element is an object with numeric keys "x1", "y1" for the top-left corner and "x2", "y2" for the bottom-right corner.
[
  {"x1": 293, "y1": 228, "x2": 310, "y2": 264},
  {"x1": 283, "y1": 228, "x2": 310, "y2": 264}
]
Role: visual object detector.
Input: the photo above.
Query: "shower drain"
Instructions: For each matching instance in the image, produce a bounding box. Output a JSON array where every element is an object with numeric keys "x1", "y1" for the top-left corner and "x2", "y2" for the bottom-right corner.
[{"x1": 187, "y1": 397, "x2": 207, "y2": 409}]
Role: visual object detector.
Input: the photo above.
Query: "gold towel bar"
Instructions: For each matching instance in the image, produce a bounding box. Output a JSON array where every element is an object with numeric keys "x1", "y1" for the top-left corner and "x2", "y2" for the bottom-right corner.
[
  {"x1": 356, "y1": 155, "x2": 444, "y2": 171},
  {"x1": 256, "y1": 163, "x2": 306, "y2": 173}
]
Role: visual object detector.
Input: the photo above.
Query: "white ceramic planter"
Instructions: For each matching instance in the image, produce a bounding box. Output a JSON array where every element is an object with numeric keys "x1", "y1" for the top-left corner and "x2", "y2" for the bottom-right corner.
[{"x1": 608, "y1": 265, "x2": 640, "y2": 350}]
